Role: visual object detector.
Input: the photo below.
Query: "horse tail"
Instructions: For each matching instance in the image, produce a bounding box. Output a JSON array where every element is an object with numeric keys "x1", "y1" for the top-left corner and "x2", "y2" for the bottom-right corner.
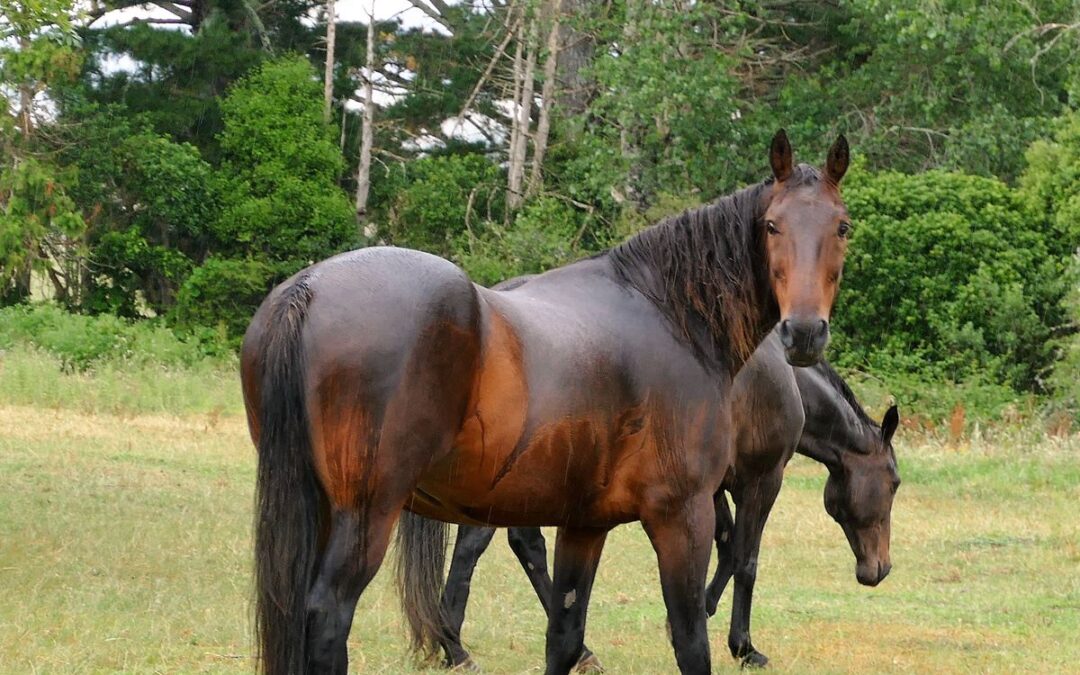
[
  {"x1": 395, "y1": 510, "x2": 450, "y2": 659},
  {"x1": 253, "y1": 276, "x2": 321, "y2": 675}
]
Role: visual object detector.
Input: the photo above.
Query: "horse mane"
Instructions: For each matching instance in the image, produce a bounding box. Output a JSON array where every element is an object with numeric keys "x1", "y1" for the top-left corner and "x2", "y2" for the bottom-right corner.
[
  {"x1": 815, "y1": 360, "x2": 880, "y2": 432},
  {"x1": 608, "y1": 165, "x2": 822, "y2": 370}
]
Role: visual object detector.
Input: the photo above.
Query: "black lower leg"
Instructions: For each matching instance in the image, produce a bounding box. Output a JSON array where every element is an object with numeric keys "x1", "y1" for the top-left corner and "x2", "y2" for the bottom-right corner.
[
  {"x1": 440, "y1": 525, "x2": 498, "y2": 668},
  {"x1": 508, "y1": 528, "x2": 601, "y2": 671},
  {"x1": 705, "y1": 490, "x2": 735, "y2": 617},
  {"x1": 306, "y1": 510, "x2": 382, "y2": 675},
  {"x1": 544, "y1": 527, "x2": 608, "y2": 675},
  {"x1": 727, "y1": 474, "x2": 782, "y2": 668}
]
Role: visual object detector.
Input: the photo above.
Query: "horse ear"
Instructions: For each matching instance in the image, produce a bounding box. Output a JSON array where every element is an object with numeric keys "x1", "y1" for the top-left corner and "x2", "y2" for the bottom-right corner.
[
  {"x1": 881, "y1": 405, "x2": 899, "y2": 446},
  {"x1": 825, "y1": 134, "x2": 849, "y2": 185},
  {"x1": 770, "y1": 129, "x2": 794, "y2": 182}
]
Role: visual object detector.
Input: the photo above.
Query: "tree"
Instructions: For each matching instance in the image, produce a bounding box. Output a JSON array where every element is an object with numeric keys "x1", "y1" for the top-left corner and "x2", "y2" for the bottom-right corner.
[
  {"x1": 213, "y1": 55, "x2": 355, "y2": 263},
  {"x1": 0, "y1": 158, "x2": 85, "y2": 304},
  {"x1": 0, "y1": 0, "x2": 86, "y2": 304},
  {"x1": 173, "y1": 55, "x2": 354, "y2": 338}
]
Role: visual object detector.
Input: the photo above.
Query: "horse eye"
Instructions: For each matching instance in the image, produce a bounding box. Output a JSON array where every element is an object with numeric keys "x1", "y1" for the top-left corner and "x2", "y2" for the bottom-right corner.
[
  {"x1": 766, "y1": 221, "x2": 780, "y2": 235},
  {"x1": 837, "y1": 222, "x2": 851, "y2": 238}
]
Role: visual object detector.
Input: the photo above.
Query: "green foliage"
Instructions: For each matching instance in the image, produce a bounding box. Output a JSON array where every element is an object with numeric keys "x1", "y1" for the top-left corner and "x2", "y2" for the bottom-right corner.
[
  {"x1": 213, "y1": 55, "x2": 355, "y2": 263},
  {"x1": 1020, "y1": 111, "x2": 1080, "y2": 259},
  {"x1": 1046, "y1": 256, "x2": 1080, "y2": 424},
  {"x1": 0, "y1": 0, "x2": 84, "y2": 111},
  {"x1": 82, "y1": 19, "x2": 263, "y2": 158},
  {"x1": 172, "y1": 258, "x2": 283, "y2": 345},
  {"x1": 379, "y1": 153, "x2": 504, "y2": 257},
  {"x1": 572, "y1": 2, "x2": 747, "y2": 208},
  {"x1": 832, "y1": 166, "x2": 1067, "y2": 390},
  {"x1": 844, "y1": 366, "x2": 1034, "y2": 430},
  {"x1": 79, "y1": 129, "x2": 219, "y2": 316},
  {"x1": 455, "y1": 196, "x2": 585, "y2": 286},
  {"x1": 0, "y1": 157, "x2": 85, "y2": 304}
]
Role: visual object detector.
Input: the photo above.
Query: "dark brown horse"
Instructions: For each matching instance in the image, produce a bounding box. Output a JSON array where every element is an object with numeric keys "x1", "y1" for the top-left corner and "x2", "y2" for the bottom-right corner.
[
  {"x1": 707, "y1": 332, "x2": 900, "y2": 667},
  {"x1": 435, "y1": 331, "x2": 900, "y2": 671},
  {"x1": 241, "y1": 131, "x2": 852, "y2": 674}
]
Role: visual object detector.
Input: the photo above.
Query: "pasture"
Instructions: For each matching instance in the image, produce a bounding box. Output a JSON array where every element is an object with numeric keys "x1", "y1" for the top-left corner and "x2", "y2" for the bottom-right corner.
[{"x1": 1, "y1": 352, "x2": 1078, "y2": 674}]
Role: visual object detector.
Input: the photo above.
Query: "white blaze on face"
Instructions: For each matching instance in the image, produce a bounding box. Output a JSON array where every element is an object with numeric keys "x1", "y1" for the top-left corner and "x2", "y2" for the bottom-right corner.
[{"x1": 564, "y1": 589, "x2": 577, "y2": 609}]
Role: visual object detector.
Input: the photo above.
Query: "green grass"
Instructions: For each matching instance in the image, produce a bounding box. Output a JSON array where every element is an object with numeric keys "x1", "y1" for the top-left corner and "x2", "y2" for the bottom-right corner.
[{"x1": 1, "y1": 360, "x2": 1078, "y2": 673}]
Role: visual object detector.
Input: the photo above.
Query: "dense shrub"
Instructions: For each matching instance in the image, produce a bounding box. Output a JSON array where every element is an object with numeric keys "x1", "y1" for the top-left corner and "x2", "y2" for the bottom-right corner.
[
  {"x1": 455, "y1": 197, "x2": 586, "y2": 286},
  {"x1": 380, "y1": 153, "x2": 504, "y2": 258},
  {"x1": 831, "y1": 167, "x2": 1068, "y2": 390},
  {"x1": 172, "y1": 258, "x2": 284, "y2": 345}
]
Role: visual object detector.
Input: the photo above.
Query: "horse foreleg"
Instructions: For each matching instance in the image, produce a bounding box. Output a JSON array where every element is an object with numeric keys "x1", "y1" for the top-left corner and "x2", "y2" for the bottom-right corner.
[
  {"x1": 306, "y1": 508, "x2": 397, "y2": 675},
  {"x1": 507, "y1": 527, "x2": 603, "y2": 673},
  {"x1": 544, "y1": 526, "x2": 609, "y2": 675},
  {"x1": 643, "y1": 493, "x2": 715, "y2": 675},
  {"x1": 705, "y1": 490, "x2": 735, "y2": 617},
  {"x1": 440, "y1": 525, "x2": 498, "y2": 670},
  {"x1": 726, "y1": 470, "x2": 783, "y2": 668}
]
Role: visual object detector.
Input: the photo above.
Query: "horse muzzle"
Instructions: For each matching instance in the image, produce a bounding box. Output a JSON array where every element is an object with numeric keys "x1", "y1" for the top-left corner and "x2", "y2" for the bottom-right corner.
[
  {"x1": 778, "y1": 317, "x2": 829, "y2": 366},
  {"x1": 856, "y1": 559, "x2": 892, "y2": 587}
]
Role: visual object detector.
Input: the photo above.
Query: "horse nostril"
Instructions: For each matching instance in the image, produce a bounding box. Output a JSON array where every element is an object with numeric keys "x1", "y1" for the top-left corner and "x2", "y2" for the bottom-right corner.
[
  {"x1": 778, "y1": 320, "x2": 793, "y2": 347},
  {"x1": 818, "y1": 319, "x2": 829, "y2": 336}
]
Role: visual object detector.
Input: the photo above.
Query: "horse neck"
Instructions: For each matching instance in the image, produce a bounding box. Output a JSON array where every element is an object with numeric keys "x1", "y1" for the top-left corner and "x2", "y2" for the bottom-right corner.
[
  {"x1": 794, "y1": 364, "x2": 879, "y2": 462},
  {"x1": 607, "y1": 184, "x2": 777, "y2": 373}
]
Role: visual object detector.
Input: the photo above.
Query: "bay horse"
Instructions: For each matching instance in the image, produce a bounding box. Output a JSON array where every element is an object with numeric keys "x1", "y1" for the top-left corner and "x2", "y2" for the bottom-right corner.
[
  {"x1": 241, "y1": 130, "x2": 852, "y2": 674},
  {"x1": 435, "y1": 331, "x2": 900, "y2": 671}
]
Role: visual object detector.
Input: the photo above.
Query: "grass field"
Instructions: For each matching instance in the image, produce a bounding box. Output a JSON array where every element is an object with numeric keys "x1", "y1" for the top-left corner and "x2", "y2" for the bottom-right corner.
[{"x1": 1, "y1": 354, "x2": 1079, "y2": 673}]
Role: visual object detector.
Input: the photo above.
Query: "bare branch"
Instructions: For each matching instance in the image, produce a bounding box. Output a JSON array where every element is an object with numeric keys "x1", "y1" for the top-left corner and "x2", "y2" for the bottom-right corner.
[{"x1": 404, "y1": 0, "x2": 453, "y2": 32}]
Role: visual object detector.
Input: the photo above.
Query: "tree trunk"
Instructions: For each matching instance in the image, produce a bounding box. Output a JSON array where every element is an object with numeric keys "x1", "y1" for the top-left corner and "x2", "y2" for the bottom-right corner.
[
  {"x1": 620, "y1": 1, "x2": 645, "y2": 211},
  {"x1": 355, "y1": 2, "x2": 376, "y2": 235},
  {"x1": 17, "y1": 38, "x2": 34, "y2": 137},
  {"x1": 526, "y1": 0, "x2": 562, "y2": 200},
  {"x1": 506, "y1": 17, "x2": 525, "y2": 214},
  {"x1": 323, "y1": 0, "x2": 337, "y2": 124},
  {"x1": 508, "y1": 14, "x2": 537, "y2": 211},
  {"x1": 555, "y1": 0, "x2": 595, "y2": 115}
]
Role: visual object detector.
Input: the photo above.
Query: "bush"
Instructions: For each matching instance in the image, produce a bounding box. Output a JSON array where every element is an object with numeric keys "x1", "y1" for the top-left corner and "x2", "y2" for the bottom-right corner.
[
  {"x1": 380, "y1": 153, "x2": 504, "y2": 258},
  {"x1": 454, "y1": 196, "x2": 585, "y2": 286},
  {"x1": 831, "y1": 167, "x2": 1067, "y2": 391},
  {"x1": 172, "y1": 258, "x2": 283, "y2": 345}
]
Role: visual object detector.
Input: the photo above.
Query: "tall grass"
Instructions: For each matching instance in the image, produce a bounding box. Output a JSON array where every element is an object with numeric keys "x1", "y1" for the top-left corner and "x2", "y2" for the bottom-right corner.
[{"x1": 0, "y1": 304, "x2": 242, "y2": 416}]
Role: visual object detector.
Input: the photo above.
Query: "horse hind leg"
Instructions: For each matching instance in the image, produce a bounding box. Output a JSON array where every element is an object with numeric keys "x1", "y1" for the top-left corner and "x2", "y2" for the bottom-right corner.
[
  {"x1": 305, "y1": 507, "x2": 398, "y2": 674},
  {"x1": 440, "y1": 525, "x2": 498, "y2": 669}
]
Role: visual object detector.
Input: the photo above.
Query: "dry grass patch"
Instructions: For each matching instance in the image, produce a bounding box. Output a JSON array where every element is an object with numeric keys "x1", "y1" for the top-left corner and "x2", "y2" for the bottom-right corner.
[{"x1": 1, "y1": 405, "x2": 1078, "y2": 673}]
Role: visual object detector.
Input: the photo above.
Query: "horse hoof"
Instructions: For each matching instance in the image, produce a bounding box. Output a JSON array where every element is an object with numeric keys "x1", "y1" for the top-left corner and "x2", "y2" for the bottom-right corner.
[
  {"x1": 740, "y1": 651, "x2": 769, "y2": 669},
  {"x1": 450, "y1": 657, "x2": 481, "y2": 672},
  {"x1": 575, "y1": 652, "x2": 605, "y2": 673}
]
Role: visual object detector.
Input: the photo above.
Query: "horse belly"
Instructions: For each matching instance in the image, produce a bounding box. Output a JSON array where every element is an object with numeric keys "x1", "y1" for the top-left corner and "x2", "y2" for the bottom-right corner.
[{"x1": 413, "y1": 307, "x2": 648, "y2": 524}]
